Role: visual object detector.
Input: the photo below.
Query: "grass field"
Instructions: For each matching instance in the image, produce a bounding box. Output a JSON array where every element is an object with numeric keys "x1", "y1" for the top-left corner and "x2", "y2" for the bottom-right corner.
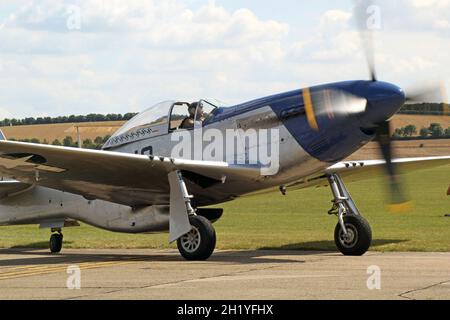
[
  {"x1": 0, "y1": 116, "x2": 449, "y2": 252},
  {"x1": 1, "y1": 165, "x2": 449, "y2": 252}
]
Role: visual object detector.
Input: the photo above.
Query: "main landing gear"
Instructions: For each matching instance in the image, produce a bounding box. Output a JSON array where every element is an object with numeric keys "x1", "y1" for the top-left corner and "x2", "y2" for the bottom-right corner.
[
  {"x1": 327, "y1": 174, "x2": 372, "y2": 256},
  {"x1": 49, "y1": 229, "x2": 63, "y2": 253},
  {"x1": 169, "y1": 171, "x2": 216, "y2": 261}
]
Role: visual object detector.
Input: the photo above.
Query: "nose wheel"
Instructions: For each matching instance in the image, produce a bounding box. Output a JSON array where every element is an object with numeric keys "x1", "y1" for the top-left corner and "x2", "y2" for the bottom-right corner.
[
  {"x1": 177, "y1": 215, "x2": 216, "y2": 261},
  {"x1": 49, "y1": 231, "x2": 63, "y2": 253}
]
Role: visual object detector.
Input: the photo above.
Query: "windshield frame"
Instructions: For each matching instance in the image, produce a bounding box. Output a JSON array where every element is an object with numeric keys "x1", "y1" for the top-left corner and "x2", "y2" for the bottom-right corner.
[
  {"x1": 195, "y1": 100, "x2": 218, "y2": 126},
  {"x1": 169, "y1": 101, "x2": 191, "y2": 131},
  {"x1": 112, "y1": 100, "x2": 175, "y2": 137},
  {"x1": 103, "y1": 99, "x2": 228, "y2": 149}
]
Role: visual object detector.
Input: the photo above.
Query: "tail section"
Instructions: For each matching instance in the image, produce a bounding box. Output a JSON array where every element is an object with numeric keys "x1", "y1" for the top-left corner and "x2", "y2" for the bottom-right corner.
[{"x1": 0, "y1": 129, "x2": 6, "y2": 141}]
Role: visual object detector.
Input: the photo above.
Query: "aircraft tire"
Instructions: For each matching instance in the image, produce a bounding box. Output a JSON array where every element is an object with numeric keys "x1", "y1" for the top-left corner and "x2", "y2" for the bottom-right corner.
[
  {"x1": 334, "y1": 215, "x2": 372, "y2": 256},
  {"x1": 177, "y1": 215, "x2": 216, "y2": 261},
  {"x1": 50, "y1": 233, "x2": 63, "y2": 253}
]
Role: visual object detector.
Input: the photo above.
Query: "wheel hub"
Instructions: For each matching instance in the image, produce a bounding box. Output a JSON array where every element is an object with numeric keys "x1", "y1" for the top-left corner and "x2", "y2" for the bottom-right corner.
[
  {"x1": 339, "y1": 224, "x2": 358, "y2": 248},
  {"x1": 180, "y1": 226, "x2": 201, "y2": 253}
]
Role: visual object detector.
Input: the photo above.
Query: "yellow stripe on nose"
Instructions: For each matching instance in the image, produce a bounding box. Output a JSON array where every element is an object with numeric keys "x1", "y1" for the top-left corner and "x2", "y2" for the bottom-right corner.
[{"x1": 303, "y1": 88, "x2": 319, "y2": 131}]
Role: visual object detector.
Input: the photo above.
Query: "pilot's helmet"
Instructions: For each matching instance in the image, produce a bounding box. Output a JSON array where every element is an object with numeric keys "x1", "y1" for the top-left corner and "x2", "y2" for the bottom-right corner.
[{"x1": 188, "y1": 102, "x2": 198, "y2": 116}]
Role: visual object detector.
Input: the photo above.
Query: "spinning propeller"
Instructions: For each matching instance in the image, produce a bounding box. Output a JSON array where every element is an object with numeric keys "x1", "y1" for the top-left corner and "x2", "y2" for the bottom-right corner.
[{"x1": 303, "y1": 0, "x2": 448, "y2": 212}]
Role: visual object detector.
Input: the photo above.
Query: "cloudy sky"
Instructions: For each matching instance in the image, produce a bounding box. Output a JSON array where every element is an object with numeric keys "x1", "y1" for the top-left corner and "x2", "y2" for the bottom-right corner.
[{"x1": 0, "y1": 0, "x2": 449, "y2": 118}]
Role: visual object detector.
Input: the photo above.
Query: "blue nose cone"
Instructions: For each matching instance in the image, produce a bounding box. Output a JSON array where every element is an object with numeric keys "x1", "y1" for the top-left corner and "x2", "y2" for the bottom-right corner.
[{"x1": 361, "y1": 81, "x2": 406, "y2": 127}]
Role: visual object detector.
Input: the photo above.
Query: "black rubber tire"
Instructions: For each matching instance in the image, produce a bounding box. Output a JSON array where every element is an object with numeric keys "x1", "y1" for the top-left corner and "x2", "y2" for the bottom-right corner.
[
  {"x1": 49, "y1": 233, "x2": 63, "y2": 253},
  {"x1": 334, "y1": 215, "x2": 372, "y2": 256},
  {"x1": 177, "y1": 215, "x2": 216, "y2": 261}
]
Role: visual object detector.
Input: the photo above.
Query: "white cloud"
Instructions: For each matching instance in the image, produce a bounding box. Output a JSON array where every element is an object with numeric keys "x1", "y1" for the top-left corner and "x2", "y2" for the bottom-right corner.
[
  {"x1": 373, "y1": 0, "x2": 450, "y2": 34},
  {"x1": 411, "y1": 0, "x2": 450, "y2": 8},
  {"x1": 434, "y1": 19, "x2": 450, "y2": 29},
  {"x1": 319, "y1": 9, "x2": 352, "y2": 29},
  {"x1": 289, "y1": 2, "x2": 450, "y2": 90},
  {"x1": 0, "y1": 0, "x2": 290, "y2": 117},
  {"x1": 8, "y1": 1, "x2": 289, "y2": 46},
  {"x1": 0, "y1": 0, "x2": 449, "y2": 118}
]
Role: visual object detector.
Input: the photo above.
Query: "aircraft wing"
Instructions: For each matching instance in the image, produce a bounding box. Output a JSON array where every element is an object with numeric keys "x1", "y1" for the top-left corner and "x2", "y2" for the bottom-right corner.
[
  {"x1": 287, "y1": 156, "x2": 450, "y2": 190},
  {"x1": 0, "y1": 141, "x2": 262, "y2": 207},
  {"x1": 327, "y1": 156, "x2": 450, "y2": 180}
]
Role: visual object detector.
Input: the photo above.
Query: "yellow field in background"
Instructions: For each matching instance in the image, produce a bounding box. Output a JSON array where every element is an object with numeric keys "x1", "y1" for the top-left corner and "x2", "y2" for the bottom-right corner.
[{"x1": 0, "y1": 121, "x2": 126, "y2": 142}]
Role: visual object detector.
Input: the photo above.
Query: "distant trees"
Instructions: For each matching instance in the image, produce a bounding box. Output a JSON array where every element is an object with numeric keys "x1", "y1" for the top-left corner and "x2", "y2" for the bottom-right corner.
[
  {"x1": 420, "y1": 128, "x2": 431, "y2": 138},
  {"x1": 0, "y1": 113, "x2": 137, "y2": 127},
  {"x1": 429, "y1": 123, "x2": 444, "y2": 137},
  {"x1": 94, "y1": 136, "x2": 104, "y2": 145},
  {"x1": 399, "y1": 103, "x2": 449, "y2": 116},
  {"x1": 394, "y1": 123, "x2": 450, "y2": 139},
  {"x1": 417, "y1": 123, "x2": 448, "y2": 138},
  {"x1": 63, "y1": 136, "x2": 75, "y2": 147},
  {"x1": 82, "y1": 139, "x2": 94, "y2": 149},
  {"x1": 403, "y1": 125, "x2": 417, "y2": 137},
  {"x1": 393, "y1": 125, "x2": 417, "y2": 138}
]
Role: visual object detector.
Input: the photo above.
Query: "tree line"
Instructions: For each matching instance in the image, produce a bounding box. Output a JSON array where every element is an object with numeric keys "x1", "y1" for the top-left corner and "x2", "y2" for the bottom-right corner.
[
  {"x1": 0, "y1": 103, "x2": 447, "y2": 127},
  {"x1": 393, "y1": 123, "x2": 450, "y2": 139},
  {"x1": 398, "y1": 103, "x2": 449, "y2": 116},
  {"x1": 0, "y1": 113, "x2": 138, "y2": 127}
]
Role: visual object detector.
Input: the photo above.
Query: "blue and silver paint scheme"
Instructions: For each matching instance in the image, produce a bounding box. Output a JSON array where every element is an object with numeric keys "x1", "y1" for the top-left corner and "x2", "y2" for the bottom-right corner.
[{"x1": 104, "y1": 80, "x2": 405, "y2": 195}]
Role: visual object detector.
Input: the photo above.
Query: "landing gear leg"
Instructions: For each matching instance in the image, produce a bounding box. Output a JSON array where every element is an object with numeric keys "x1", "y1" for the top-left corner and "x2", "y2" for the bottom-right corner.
[
  {"x1": 327, "y1": 174, "x2": 372, "y2": 256},
  {"x1": 49, "y1": 228, "x2": 63, "y2": 253},
  {"x1": 168, "y1": 171, "x2": 216, "y2": 261}
]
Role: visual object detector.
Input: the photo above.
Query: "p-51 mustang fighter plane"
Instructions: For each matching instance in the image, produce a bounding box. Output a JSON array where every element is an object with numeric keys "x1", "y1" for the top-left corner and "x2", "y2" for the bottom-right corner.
[
  {"x1": 0, "y1": 81, "x2": 449, "y2": 260},
  {"x1": 0, "y1": 3, "x2": 449, "y2": 260}
]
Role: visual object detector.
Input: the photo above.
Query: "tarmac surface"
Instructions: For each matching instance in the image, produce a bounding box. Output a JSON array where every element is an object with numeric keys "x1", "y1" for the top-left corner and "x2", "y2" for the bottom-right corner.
[{"x1": 0, "y1": 249, "x2": 449, "y2": 300}]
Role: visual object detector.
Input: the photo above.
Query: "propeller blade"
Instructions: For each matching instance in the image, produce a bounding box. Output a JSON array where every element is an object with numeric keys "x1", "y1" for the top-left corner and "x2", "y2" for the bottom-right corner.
[
  {"x1": 405, "y1": 82, "x2": 449, "y2": 105},
  {"x1": 303, "y1": 88, "x2": 367, "y2": 131},
  {"x1": 353, "y1": 0, "x2": 378, "y2": 81},
  {"x1": 375, "y1": 121, "x2": 412, "y2": 213}
]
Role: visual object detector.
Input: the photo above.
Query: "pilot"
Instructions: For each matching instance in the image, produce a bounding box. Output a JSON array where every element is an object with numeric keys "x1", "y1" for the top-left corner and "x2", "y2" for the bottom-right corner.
[{"x1": 180, "y1": 102, "x2": 205, "y2": 129}]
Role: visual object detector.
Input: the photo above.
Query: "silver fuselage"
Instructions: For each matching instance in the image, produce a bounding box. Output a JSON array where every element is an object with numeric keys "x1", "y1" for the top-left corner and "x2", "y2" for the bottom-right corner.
[{"x1": 0, "y1": 106, "x2": 329, "y2": 234}]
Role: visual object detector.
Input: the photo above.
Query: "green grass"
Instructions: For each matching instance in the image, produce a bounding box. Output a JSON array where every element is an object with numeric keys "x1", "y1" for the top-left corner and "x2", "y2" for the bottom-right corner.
[{"x1": 1, "y1": 166, "x2": 449, "y2": 252}]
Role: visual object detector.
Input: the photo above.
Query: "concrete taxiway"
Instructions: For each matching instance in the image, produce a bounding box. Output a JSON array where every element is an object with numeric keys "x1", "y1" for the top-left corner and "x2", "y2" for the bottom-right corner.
[{"x1": 0, "y1": 249, "x2": 448, "y2": 300}]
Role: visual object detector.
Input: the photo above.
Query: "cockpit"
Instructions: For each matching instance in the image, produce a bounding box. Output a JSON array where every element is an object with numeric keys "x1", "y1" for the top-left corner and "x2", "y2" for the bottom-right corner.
[{"x1": 103, "y1": 99, "x2": 225, "y2": 149}]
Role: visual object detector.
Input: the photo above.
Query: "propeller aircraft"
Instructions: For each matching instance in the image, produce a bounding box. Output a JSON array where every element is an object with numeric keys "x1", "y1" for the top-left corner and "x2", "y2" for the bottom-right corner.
[{"x1": 0, "y1": 1, "x2": 448, "y2": 260}]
